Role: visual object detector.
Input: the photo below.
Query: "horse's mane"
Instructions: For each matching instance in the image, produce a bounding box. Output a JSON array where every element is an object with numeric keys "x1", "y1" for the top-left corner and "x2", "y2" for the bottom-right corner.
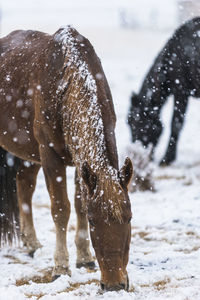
[
  {"x1": 54, "y1": 26, "x2": 124, "y2": 222},
  {"x1": 79, "y1": 165, "x2": 125, "y2": 223},
  {"x1": 54, "y1": 26, "x2": 118, "y2": 166},
  {"x1": 94, "y1": 168, "x2": 125, "y2": 223},
  {"x1": 54, "y1": 26, "x2": 97, "y2": 97},
  {"x1": 54, "y1": 26, "x2": 107, "y2": 168}
]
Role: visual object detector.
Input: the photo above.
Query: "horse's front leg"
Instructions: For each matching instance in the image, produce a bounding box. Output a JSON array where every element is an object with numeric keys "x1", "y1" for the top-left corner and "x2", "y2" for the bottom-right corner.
[
  {"x1": 160, "y1": 95, "x2": 188, "y2": 165},
  {"x1": 74, "y1": 170, "x2": 95, "y2": 269},
  {"x1": 17, "y1": 162, "x2": 41, "y2": 256},
  {"x1": 40, "y1": 145, "x2": 71, "y2": 279}
]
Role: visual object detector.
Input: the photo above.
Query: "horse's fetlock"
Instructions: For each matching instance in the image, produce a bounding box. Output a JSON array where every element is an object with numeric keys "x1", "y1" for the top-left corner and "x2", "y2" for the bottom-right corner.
[
  {"x1": 52, "y1": 265, "x2": 71, "y2": 279},
  {"x1": 76, "y1": 261, "x2": 96, "y2": 270}
]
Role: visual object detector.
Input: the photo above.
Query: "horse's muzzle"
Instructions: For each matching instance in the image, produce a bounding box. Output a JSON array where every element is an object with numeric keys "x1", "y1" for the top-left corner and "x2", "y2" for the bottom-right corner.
[{"x1": 100, "y1": 275, "x2": 129, "y2": 292}]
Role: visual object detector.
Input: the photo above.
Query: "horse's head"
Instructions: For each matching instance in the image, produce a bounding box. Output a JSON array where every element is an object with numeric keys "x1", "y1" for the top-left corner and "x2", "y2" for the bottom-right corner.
[
  {"x1": 81, "y1": 157, "x2": 133, "y2": 291},
  {"x1": 128, "y1": 92, "x2": 162, "y2": 148}
]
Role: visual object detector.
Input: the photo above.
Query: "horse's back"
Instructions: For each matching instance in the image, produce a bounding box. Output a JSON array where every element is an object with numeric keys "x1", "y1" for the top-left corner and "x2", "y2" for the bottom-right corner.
[
  {"x1": 150, "y1": 17, "x2": 200, "y2": 96},
  {"x1": 169, "y1": 18, "x2": 200, "y2": 92},
  {"x1": 168, "y1": 17, "x2": 200, "y2": 50},
  {"x1": 175, "y1": 17, "x2": 200, "y2": 37},
  {"x1": 0, "y1": 30, "x2": 49, "y2": 59},
  {"x1": 0, "y1": 29, "x2": 53, "y2": 85}
]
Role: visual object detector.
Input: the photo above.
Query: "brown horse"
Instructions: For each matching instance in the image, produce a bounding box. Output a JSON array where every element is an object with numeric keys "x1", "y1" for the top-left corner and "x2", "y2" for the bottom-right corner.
[{"x1": 0, "y1": 26, "x2": 133, "y2": 291}]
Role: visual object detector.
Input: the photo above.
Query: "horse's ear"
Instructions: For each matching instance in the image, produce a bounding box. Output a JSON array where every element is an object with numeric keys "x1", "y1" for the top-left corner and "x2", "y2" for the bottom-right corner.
[
  {"x1": 131, "y1": 92, "x2": 139, "y2": 106},
  {"x1": 119, "y1": 157, "x2": 133, "y2": 189},
  {"x1": 81, "y1": 162, "x2": 97, "y2": 195}
]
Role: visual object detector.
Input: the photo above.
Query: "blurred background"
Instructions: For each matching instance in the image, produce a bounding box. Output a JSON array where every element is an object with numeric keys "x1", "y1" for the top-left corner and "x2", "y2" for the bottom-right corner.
[{"x1": 0, "y1": 0, "x2": 200, "y2": 35}]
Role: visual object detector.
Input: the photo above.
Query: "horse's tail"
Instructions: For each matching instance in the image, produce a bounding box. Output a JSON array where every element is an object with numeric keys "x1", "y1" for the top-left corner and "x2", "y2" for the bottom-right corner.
[{"x1": 0, "y1": 146, "x2": 21, "y2": 246}]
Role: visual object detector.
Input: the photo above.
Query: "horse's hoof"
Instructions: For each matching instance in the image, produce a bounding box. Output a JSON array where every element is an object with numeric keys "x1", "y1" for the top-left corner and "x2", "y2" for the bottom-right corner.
[
  {"x1": 27, "y1": 242, "x2": 42, "y2": 257},
  {"x1": 21, "y1": 233, "x2": 42, "y2": 257},
  {"x1": 160, "y1": 156, "x2": 175, "y2": 166},
  {"x1": 76, "y1": 261, "x2": 96, "y2": 270},
  {"x1": 28, "y1": 250, "x2": 35, "y2": 258},
  {"x1": 52, "y1": 266, "x2": 71, "y2": 280},
  {"x1": 159, "y1": 159, "x2": 170, "y2": 166},
  {"x1": 52, "y1": 274, "x2": 60, "y2": 281}
]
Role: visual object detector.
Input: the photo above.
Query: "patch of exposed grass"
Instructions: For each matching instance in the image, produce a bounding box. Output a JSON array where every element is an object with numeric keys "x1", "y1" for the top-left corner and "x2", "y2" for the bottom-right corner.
[
  {"x1": 132, "y1": 231, "x2": 149, "y2": 239},
  {"x1": 175, "y1": 245, "x2": 200, "y2": 254},
  {"x1": 16, "y1": 268, "x2": 53, "y2": 286},
  {"x1": 140, "y1": 277, "x2": 170, "y2": 291},
  {"x1": 155, "y1": 175, "x2": 185, "y2": 181},
  {"x1": 153, "y1": 278, "x2": 170, "y2": 290},
  {"x1": 3, "y1": 255, "x2": 27, "y2": 265},
  {"x1": 18, "y1": 278, "x2": 100, "y2": 299},
  {"x1": 64, "y1": 279, "x2": 99, "y2": 292}
]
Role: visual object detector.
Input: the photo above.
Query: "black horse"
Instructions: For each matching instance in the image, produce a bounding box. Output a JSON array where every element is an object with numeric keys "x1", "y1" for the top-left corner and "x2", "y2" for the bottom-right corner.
[{"x1": 128, "y1": 17, "x2": 200, "y2": 165}]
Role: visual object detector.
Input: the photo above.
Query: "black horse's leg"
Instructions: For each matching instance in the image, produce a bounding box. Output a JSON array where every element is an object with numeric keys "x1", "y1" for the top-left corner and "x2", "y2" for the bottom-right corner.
[{"x1": 160, "y1": 94, "x2": 188, "y2": 165}]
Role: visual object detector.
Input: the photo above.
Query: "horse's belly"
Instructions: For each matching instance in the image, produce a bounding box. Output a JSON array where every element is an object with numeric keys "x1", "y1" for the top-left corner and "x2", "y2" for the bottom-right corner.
[
  {"x1": 0, "y1": 114, "x2": 40, "y2": 163},
  {"x1": 0, "y1": 133, "x2": 40, "y2": 162}
]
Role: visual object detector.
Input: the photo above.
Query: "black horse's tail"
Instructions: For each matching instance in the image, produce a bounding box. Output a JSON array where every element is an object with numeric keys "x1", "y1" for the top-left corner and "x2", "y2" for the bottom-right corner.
[{"x1": 0, "y1": 147, "x2": 21, "y2": 246}]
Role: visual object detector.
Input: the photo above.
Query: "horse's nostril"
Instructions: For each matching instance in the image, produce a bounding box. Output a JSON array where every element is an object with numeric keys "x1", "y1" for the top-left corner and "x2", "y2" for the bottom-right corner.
[{"x1": 100, "y1": 282, "x2": 105, "y2": 290}]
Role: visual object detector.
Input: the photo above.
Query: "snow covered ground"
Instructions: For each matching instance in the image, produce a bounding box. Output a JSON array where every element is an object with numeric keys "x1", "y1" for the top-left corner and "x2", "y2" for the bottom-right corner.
[{"x1": 1, "y1": 1, "x2": 200, "y2": 299}]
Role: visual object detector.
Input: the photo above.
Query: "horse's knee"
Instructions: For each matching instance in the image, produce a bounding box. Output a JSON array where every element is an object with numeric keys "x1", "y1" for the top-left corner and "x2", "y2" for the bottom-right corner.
[
  {"x1": 51, "y1": 198, "x2": 71, "y2": 227},
  {"x1": 17, "y1": 163, "x2": 40, "y2": 190},
  {"x1": 52, "y1": 199, "x2": 70, "y2": 215}
]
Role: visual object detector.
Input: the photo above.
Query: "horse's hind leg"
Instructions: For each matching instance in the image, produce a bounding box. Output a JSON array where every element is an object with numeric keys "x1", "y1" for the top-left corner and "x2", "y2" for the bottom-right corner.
[
  {"x1": 74, "y1": 170, "x2": 95, "y2": 269},
  {"x1": 17, "y1": 162, "x2": 41, "y2": 256}
]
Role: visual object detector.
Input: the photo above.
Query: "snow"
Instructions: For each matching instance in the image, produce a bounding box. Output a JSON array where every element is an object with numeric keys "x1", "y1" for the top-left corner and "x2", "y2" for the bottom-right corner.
[{"x1": 1, "y1": 0, "x2": 200, "y2": 299}]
